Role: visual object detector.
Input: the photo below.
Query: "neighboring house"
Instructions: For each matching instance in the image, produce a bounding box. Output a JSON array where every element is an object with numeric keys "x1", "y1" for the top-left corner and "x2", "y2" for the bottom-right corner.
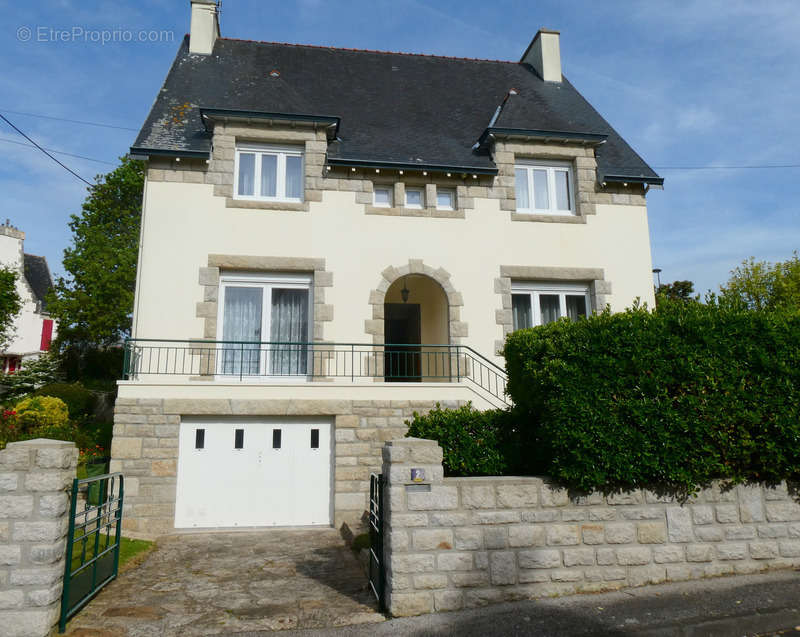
[
  {"x1": 0, "y1": 221, "x2": 56, "y2": 373},
  {"x1": 115, "y1": 0, "x2": 663, "y2": 537}
]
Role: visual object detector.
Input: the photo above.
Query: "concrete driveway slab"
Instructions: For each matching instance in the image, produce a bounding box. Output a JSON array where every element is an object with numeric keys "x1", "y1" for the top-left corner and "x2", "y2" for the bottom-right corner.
[{"x1": 63, "y1": 529, "x2": 384, "y2": 636}]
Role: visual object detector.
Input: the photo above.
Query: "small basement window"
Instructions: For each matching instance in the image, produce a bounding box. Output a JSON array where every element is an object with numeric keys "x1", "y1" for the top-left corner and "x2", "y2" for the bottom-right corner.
[
  {"x1": 436, "y1": 188, "x2": 455, "y2": 210},
  {"x1": 515, "y1": 161, "x2": 575, "y2": 215},
  {"x1": 374, "y1": 186, "x2": 393, "y2": 207},
  {"x1": 405, "y1": 187, "x2": 424, "y2": 209}
]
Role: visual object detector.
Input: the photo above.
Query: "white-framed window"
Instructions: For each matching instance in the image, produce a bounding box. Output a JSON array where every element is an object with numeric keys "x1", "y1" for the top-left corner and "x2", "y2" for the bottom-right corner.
[
  {"x1": 405, "y1": 187, "x2": 424, "y2": 209},
  {"x1": 511, "y1": 282, "x2": 590, "y2": 329},
  {"x1": 514, "y1": 160, "x2": 575, "y2": 215},
  {"x1": 374, "y1": 186, "x2": 393, "y2": 207},
  {"x1": 234, "y1": 144, "x2": 304, "y2": 202},
  {"x1": 436, "y1": 187, "x2": 456, "y2": 210},
  {"x1": 217, "y1": 272, "x2": 312, "y2": 377}
]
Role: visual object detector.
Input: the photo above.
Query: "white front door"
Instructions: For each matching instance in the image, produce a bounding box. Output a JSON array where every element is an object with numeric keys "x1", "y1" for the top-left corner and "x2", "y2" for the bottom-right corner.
[{"x1": 174, "y1": 417, "x2": 332, "y2": 528}]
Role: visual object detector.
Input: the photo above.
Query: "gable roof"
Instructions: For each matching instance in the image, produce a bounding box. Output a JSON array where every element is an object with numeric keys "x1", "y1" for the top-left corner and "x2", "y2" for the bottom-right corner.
[
  {"x1": 132, "y1": 36, "x2": 662, "y2": 185},
  {"x1": 23, "y1": 254, "x2": 53, "y2": 311}
]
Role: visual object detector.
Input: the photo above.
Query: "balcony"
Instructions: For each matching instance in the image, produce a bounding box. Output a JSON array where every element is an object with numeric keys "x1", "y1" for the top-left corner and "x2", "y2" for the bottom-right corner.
[{"x1": 123, "y1": 339, "x2": 508, "y2": 406}]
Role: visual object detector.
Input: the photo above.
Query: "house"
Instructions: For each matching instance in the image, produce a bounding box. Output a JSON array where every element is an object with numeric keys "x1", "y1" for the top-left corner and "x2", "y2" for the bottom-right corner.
[
  {"x1": 113, "y1": 0, "x2": 663, "y2": 538},
  {"x1": 0, "y1": 221, "x2": 56, "y2": 374}
]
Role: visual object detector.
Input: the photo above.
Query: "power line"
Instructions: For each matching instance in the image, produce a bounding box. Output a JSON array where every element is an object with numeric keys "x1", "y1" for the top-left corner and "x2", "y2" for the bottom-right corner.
[
  {"x1": 0, "y1": 108, "x2": 138, "y2": 132},
  {"x1": 653, "y1": 164, "x2": 800, "y2": 170},
  {"x1": 0, "y1": 113, "x2": 93, "y2": 186},
  {"x1": 0, "y1": 136, "x2": 115, "y2": 165}
]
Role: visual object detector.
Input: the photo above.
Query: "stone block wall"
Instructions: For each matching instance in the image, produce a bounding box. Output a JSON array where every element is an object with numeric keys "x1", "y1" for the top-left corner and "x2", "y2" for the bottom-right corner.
[
  {"x1": 381, "y1": 438, "x2": 800, "y2": 617},
  {"x1": 0, "y1": 439, "x2": 77, "y2": 637},
  {"x1": 111, "y1": 397, "x2": 454, "y2": 539}
]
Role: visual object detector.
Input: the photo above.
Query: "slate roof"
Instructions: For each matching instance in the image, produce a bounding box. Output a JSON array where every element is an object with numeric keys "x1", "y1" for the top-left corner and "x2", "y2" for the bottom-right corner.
[
  {"x1": 132, "y1": 36, "x2": 661, "y2": 184},
  {"x1": 23, "y1": 254, "x2": 53, "y2": 311}
]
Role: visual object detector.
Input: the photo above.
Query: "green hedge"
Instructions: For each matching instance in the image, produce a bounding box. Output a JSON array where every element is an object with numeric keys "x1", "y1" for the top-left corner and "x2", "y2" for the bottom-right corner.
[
  {"x1": 406, "y1": 404, "x2": 523, "y2": 476},
  {"x1": 33, "y1": 383, "x2": 96, "y2": 418},
  {"x1": 503, "y1": 301, "x2": 800, "y2": 496}
]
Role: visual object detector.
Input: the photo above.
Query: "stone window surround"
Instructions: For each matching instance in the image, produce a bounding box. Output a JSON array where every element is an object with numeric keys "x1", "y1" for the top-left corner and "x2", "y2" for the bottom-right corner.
[
  {"x1": 494, "y1": 265, "x2": 612, "y2": 353},
  {"x1": 488, "y1": 137, "x2": 647, "y2": 223},
  {"x1": 366, "y1": 259, "x2": 467, "y2": 345},
  {"x1": 196, "y1": 255, "x2": 334, "y2": 341},
  {"x1": 361, "y1": 178, "x2": 486, "y2": 219}
]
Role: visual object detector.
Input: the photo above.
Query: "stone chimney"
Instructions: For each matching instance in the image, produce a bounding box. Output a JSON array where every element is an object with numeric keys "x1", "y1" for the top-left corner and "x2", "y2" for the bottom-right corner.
[
  {"x1": 520, "y1": 28, "x2": 562, "y2": 82},
  {"x1": 189, "y1": 0, "x2": 220, "y2": 55}
]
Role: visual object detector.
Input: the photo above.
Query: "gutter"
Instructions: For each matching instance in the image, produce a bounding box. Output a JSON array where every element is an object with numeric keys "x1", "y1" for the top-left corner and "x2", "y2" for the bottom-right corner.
[{"x1": 129, "y1": 147, "x2": 211, "y2": 161}]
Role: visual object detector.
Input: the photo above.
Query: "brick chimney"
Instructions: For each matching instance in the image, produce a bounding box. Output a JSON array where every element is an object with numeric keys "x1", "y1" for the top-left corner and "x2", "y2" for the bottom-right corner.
[
  {"x1": 189, "y1": 0, "x2": 220, "y2": 55},
  {"x1": 520, "y1": 29, "x2": 562, "y2": 82}
]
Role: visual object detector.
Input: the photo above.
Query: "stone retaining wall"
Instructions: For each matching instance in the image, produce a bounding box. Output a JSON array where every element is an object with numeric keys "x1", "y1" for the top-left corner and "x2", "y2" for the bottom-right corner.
[
  {"x1": 111, "y1": 398, "x2": 453, "y2": 538},
  {"x1": 381, "y1": 438, "x2": 800, "y2": 617},
  {"x1": 0, "y1": 439, "x2": 77, "y2": 637}
]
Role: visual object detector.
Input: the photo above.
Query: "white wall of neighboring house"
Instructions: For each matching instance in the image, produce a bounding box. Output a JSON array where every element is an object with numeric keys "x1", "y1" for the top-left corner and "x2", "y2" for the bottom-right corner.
[{"x1": 0, "y1": 223, "x2": 56, "y2": 372}]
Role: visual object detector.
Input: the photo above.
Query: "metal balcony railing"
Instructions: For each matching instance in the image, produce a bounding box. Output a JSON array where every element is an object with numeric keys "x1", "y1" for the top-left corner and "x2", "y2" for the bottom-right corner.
[{"x1": 123, "y1": 339, "x2": 508, "y2": 405}]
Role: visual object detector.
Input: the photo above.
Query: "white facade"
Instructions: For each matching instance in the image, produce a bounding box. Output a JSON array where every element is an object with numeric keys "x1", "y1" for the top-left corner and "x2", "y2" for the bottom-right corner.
[{"x1": 0, "y1": 223, "x2": 55, "y2": 372}]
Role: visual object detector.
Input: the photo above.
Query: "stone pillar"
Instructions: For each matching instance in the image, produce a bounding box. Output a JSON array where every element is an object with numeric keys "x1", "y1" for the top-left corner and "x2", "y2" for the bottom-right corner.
[
  {"x1": 381, "y1": 437, "x2": 447, "y2": 617},
  {"x1": 0, "y1": 439, "x2": 77, "y2": 637}
]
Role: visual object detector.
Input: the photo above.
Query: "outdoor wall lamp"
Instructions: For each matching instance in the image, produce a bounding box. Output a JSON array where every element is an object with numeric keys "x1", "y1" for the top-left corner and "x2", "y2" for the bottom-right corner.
[{"x1": 401, "y1": 276, "x2": 410, "y2": 303}]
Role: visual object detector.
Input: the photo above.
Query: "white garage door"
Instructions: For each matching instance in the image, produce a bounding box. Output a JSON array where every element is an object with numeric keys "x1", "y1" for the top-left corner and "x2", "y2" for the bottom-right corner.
[{"x1": 174, "y1": 417, "x2": 332, "y2": 528}]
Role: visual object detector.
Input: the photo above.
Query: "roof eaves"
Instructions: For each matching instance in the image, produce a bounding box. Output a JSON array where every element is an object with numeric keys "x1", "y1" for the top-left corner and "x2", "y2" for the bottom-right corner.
[
  {"x1": 199, "y1": 108, "x2": 341, "y2": 137},
  {"x1": 129, "y1": 147, "x2": 211, "y2": 160},
  {"x1": 326, "y1": 157, "x2": 498, "y2": 176},
  {"x1": 599, "y1": 172, "x2": 665, "y2": 187},
  {"x1": 479, "y1": 127, "x2": 609, "y2": 148}
]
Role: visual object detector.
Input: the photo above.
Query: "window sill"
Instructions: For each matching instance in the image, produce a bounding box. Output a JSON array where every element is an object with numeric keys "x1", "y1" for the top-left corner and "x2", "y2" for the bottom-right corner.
[
  {"x1": 366, "y1": 206, "x2": 465, "y2": 219},
  {"x1": 510, "y1": 212, "x2": 586, "y2": 224},
  {"x1": 226, "y1": 198, "x2": 308, "y2": 212}
]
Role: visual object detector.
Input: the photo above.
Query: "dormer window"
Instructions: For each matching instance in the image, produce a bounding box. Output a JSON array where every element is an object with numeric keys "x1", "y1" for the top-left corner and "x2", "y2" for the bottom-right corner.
[
  {"x1": 235, "y1": 144, "x2": 304, "y2": 202},
  {"x1": 514, "y1": 160, "x2": 574, "y2": 215}
]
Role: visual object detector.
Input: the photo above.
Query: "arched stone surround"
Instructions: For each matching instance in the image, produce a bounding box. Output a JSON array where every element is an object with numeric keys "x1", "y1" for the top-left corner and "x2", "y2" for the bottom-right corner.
[{"x1": 365, "y1": 259, "x2": 467, "y2": 345}]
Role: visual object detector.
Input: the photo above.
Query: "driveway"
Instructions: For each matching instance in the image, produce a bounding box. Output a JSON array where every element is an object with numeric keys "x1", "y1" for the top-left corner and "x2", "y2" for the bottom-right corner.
[{"x1": 64, "y1": 529, "x2": 384, "y2": 636}]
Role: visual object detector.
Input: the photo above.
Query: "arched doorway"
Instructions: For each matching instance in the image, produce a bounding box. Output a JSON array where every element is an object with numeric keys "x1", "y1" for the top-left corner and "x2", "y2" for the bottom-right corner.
[{"x1": 384, "y1": 274, "x2": 449, "y2": 382}]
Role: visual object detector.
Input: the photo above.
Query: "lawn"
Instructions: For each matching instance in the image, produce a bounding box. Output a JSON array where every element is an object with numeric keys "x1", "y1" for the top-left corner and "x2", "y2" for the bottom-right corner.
[{"x1": 69, "y1": 528, "x2": 153, "y2": 572}]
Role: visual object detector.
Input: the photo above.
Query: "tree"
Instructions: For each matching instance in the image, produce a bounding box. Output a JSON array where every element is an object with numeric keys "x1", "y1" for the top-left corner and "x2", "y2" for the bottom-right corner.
[
  {"x1": 47, "y1": 156, "x2": 145, "y2": 347},
  {"x1": 0, "y1": 266, "x2": 22, "y2": 350},
  {"x1": 720, "y1": 252, "x2": 800, "y2": 311},
  {"x1": 0, "y1": 352, "x2": 61, "y2": 401},
  {"x1": 655, "y1": 280, "x2": 697, "y2": 307}
]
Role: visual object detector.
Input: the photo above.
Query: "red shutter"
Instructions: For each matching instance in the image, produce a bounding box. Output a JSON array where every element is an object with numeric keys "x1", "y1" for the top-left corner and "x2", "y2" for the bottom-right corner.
[
  {"x1": 40, "y1": 319, "x2": 54, "y2": 351},
  {"x1": 8, "y1": 357, "x2": 17, "y2": 373}
]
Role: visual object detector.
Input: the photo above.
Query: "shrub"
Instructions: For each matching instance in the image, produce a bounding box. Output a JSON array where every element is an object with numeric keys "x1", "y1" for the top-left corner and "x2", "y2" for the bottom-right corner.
[
  {"x1": 503, "y1": 300, "x2": 800, "y2": 497},
  {"x1": 14, "y1": 396, "x2": 70, "y2": 433},
  {"x1": 33, "y1": 383, "x2": 96, "y2": 419},
  {"x1": 406, "y1": 403, "x2": 518, "y2": 476}
]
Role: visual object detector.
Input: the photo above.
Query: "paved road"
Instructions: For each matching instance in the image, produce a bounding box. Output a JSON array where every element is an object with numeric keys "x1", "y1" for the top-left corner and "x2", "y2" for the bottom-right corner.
[{"x1": 239, "y1": 570, "x2": 800, "y2": 637}]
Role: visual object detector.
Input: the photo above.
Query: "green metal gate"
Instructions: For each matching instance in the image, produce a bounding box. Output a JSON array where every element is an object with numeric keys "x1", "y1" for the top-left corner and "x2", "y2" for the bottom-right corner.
[
  {"x1": 59, "y1": 473, "x2": 124, "y2": 633},
  {"x1": 368, "y1": 473, "x2": 385, "y2": 611}
]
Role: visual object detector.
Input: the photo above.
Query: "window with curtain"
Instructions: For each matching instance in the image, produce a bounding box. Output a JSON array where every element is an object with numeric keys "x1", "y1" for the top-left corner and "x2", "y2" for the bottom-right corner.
[
  {"x1": 235, "y1": 144, "x2": 304, "y2": 202},
  {"x1": 219, "y1": 273, "x2": 312, "y2": 377},
  {"x1": 514, "y1": 160, "x2": 575, "y2": 215},
  {"x1": 511, "y1": 282, "x2": 591, "y2": 328}
]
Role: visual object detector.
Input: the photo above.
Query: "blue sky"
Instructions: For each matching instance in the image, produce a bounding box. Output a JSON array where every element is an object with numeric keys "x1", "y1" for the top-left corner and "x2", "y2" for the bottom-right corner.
[{"x1": 2, "y1": 0, "x2": 798, "y2": 296}]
